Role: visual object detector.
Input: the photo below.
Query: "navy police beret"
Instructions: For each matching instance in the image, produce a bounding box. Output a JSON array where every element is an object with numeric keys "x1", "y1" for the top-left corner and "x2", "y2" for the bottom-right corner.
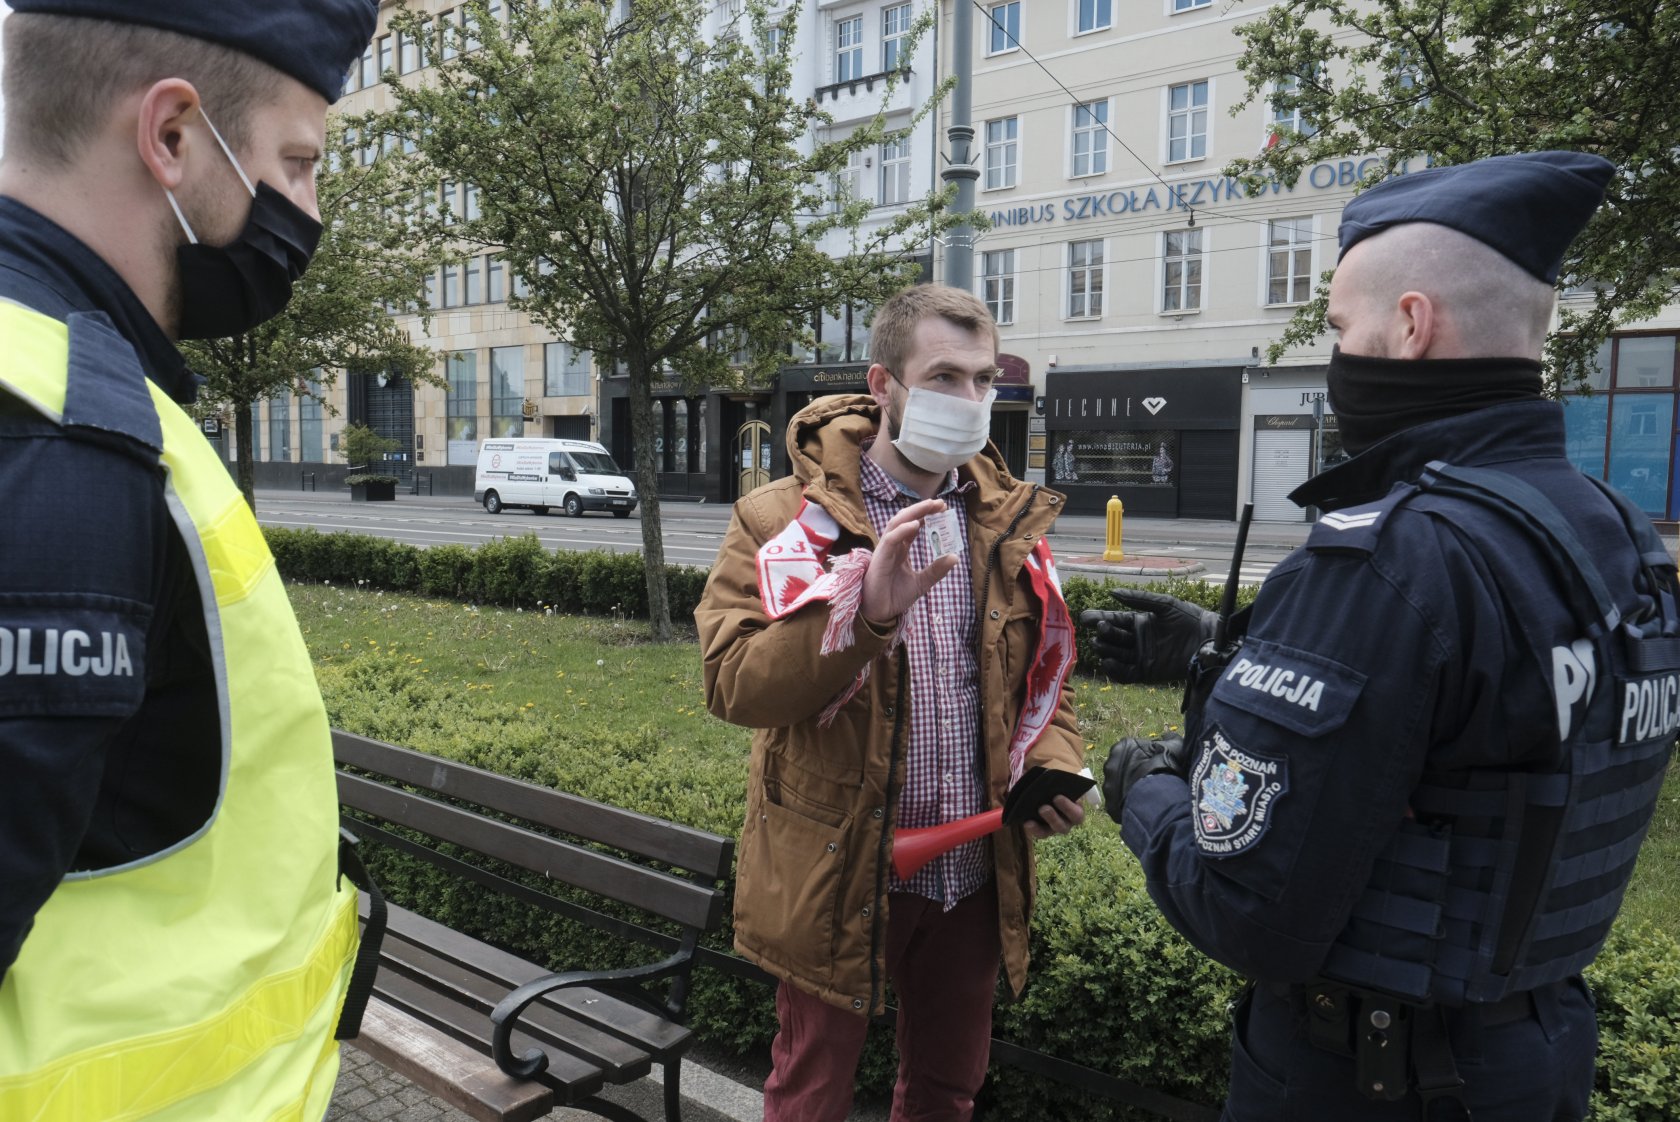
[
  {"x1": 7, "y1": 0, "x2": 377, "y2": 105},
  {"x1": 1338, "y1": 151, "x2": 1614, "y2": 284}
]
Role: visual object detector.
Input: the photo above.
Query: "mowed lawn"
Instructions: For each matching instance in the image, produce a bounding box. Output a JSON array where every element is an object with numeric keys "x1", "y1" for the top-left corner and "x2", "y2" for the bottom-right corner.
[{"x1": 289, "y1": 583, "x2": 1680, "y2": 934}]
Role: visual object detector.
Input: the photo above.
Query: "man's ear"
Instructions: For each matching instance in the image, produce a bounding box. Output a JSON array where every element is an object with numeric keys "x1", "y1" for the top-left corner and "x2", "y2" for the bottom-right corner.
[
  {"x1": 1394, "y1": 290, "x2": 1436, "y2": 360},
  {"x1": 134, "y1": 79, "x2": 202, "y2": 193},
  {"x1": 865, "y1": 362, "x2": 894, "y2": 411}
]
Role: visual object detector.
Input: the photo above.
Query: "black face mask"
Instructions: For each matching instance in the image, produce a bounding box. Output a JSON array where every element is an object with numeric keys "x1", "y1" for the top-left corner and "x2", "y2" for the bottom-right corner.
[
  {"x1": 165, "y1": 107, "x2": 322, "y2": 340},
  {"x1": 173, "y1": 182, "x2": 322, "y2": 340},
  {"x1": 1325, "y1": 346, "x2": 1544, "y2": 457}
]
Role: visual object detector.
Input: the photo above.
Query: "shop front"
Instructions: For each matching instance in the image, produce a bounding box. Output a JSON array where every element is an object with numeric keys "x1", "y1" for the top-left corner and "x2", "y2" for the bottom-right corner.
[
  {"x1": 1244, "y1": 369, "x2": 1343, "y2": 522},
  {"x1": 600, "y1": 375, "x2": 731, "y2": 504},
  {"x1": 1044, "y1": 366, "x2": 1242, "y2": 518}
]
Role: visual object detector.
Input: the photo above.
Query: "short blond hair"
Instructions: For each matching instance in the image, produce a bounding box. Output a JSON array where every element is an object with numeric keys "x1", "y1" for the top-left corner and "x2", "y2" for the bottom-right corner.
[
  {"x1": 870, "y1": 284, "x2": 999, "y2": 374},
  {"x1": 3, "y1": 14, "x2": 284, "y2": 167}
]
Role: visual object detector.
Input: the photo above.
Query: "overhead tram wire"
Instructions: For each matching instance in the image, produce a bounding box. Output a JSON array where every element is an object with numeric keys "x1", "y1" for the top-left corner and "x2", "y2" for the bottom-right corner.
[{"x1": 969, "y1": 0, "x2": 1344, "y2": 246}]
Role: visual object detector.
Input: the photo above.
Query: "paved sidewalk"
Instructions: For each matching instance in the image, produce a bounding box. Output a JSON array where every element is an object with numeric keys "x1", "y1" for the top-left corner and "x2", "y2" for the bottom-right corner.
[{"x1": 328, "y1": 1042, "x2": 770, "y2": 1122}]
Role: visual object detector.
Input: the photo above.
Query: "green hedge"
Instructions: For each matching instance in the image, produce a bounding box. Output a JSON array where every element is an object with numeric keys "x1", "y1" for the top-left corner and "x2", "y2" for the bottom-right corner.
[{"x1": 265, "y1": 527, "x2": 710, "y2": 620}]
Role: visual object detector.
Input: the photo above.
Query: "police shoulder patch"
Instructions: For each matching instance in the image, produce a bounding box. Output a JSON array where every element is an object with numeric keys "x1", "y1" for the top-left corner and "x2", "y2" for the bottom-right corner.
[
  {"x1": 0, "y1": 596, "x2": 149, "y2": 718},
  {"x1": 1191, "y1": 724, "x2": 1288, "y2": 857},
  {"x1": 1210, "y1": 637, "x2": 1366, "y2": 738}
]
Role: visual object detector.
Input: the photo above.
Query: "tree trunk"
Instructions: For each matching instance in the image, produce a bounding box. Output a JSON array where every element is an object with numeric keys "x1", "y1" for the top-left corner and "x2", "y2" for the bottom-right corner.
[
  {"x1": 627, "y1": 357, "x2": 673, "y2": 641},
  {"x1": 234, "y1": 399, "x2": 256, "y2": 512}
]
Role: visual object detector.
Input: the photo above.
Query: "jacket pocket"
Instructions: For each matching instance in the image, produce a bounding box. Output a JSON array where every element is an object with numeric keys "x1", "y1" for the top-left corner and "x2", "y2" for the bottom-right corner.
[{"x1": 736, "y1": 791, "x2": 850, "y2": 985}]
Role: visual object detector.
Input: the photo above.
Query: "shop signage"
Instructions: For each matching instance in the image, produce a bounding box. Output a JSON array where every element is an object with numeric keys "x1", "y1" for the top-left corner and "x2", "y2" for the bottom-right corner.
[
  {"x1": 1045, "y1": 367, "x2": 1242, "y2": 430},
  {"x1": 990, "y1": 155, "x2": 1421, "y2": 229}
]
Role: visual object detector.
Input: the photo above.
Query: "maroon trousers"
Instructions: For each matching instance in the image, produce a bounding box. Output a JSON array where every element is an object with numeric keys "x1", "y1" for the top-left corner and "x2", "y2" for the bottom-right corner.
[{"x1": 762, "y1": 881, "x2": 1002, "y2": 1122}]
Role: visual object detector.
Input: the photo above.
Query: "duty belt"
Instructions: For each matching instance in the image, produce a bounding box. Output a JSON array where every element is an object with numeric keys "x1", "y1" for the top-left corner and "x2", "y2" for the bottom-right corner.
[{"x1": 1263, "y1": 979, "x2": 1568, "y2": 1120}]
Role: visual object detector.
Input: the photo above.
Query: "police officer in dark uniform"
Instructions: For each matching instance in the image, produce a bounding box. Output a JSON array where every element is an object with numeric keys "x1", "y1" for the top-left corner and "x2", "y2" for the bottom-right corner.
[
  {"x1": 1086, "y1": 152, "x2": 1677, "y2": 1120},
  {"x1": 0, "y1": 4, "x2": 377, "y2": 1118}
]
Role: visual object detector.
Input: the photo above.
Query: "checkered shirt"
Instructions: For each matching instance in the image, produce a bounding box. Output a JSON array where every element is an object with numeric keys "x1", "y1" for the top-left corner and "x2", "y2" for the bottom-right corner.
[{"x1": 858, "y1": 445, "x2": 988, "y2": 910}]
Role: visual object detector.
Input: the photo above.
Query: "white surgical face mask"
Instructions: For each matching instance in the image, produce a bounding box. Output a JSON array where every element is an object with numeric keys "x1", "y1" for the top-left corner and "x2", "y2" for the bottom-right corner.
[{"x1": 891, "y1": 384, "x2": 997, "y2": 475}]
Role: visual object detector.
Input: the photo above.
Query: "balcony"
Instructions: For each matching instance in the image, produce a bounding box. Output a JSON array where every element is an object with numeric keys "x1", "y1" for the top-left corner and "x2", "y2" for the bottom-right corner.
[{"x1": 815, "y1": 67, "x2": 914, "y2": 117}]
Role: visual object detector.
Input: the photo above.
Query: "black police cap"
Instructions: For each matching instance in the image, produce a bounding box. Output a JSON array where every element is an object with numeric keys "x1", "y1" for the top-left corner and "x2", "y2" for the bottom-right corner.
[
  {"x1": 1338, "y1": 151, "x2": 1615, "y2": 284},
  {"x1": 7, "y1": 0, "x2": 377, "y2": 105}
]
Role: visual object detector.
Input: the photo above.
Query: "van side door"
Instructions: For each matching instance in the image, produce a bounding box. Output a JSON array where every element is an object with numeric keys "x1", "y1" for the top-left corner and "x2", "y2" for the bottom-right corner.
[{"x1": 545, "y1": 451, "x2": 577, "y2": 505}]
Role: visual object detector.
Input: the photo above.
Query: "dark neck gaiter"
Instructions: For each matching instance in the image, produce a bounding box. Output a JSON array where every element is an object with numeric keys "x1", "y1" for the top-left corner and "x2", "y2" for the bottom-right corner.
[{"x1": 1326, "y1": 347, "x2": 1544, "y2": 457}]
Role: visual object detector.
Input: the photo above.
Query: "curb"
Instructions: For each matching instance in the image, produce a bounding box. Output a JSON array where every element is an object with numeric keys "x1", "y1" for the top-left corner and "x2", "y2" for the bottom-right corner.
[{"x1": 1060, "y1": 555, "x2": 1207, "y2": 579}]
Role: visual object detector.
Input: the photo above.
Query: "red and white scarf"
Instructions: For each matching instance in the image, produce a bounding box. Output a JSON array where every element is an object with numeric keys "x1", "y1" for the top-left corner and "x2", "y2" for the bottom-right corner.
[{"x1": 756, "y1": 497, "x2": 1074, "y2": 780}]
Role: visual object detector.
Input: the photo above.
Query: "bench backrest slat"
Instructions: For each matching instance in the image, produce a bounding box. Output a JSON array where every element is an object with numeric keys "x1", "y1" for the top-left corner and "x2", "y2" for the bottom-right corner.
[
  {"x1": 338, "y1": 771, "x2": 723, "y2": 930},
  {"x1": 333, "y1": 731, "x2": 733, "y2": 880}
]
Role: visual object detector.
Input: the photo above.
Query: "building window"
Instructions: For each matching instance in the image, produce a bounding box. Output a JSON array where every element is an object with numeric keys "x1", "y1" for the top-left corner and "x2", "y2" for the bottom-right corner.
[
  {"x1": 1167, "y1": 80, "x2": 1209, "y2": 162},
  {"x1": 765, "y1": 25, "x2": 786, "y2": 56},
  {"x1": 343, "y1": 58, "x2": 360, "y2": 96},
  {"x1": 987, "y1": 0, "x2": 1020, "y2": 54},
  {"x1": 882, "y1": 3, "x2": 912, "y2": 71},
  {"x1": 424, "y1": 268, "x2": 439, "y2": 309},
  {"x1": 446, "y1": 351, "x2": 478, "y2": 463},
  {"x1": 376, "y1": 35, "x2": 392, "y2": 78},
  {"x1": 487, "y1": 255, "x2": 506, "y2": 303},
  {"x1": 880, "y1": 135, "x2": 911, "y2": 206},
  {"x1": 834, "y1": 144, "x2": 866, "y2": 209},
  {"x1": 1067, "y1": 239, "x2": 1103, "y2": 319},
  {"x1": 464, "y1": 257, "x2": 484, "y2": 305},
  {"x1": 1558, "y1": 334, "x2": 1680, "y2": 517},
  {"x1": 248, "y1": 403, "x2": 261, "y2": 462},
  {"x1": 359, "y1": 44, "x2": 375, "y2": 88},
  {"x1": 545, "y1": 342, "x2": 592, "y2": 397},
  {"x1": 1266, "y1": 218, "x2": 1312, "y2": 305},
  {"x1": 1172, "y1": 0, "x2": 1211, "y2": 10},
  {"x1": 490, "y1": 347, "x2": 524, "y2": 437},
  {"x1": 1071, "y1": 101, "x2": 1108, "y2": 177},
  {"x1": 438, "y1": 8, "x2": 459, "y2": 59},
  {"x1": 464, "y1": 182, "x2": 483, "y2": 221},
  {"x1": 1163, "y1": 228, "x2": 1203, "y2": 312},
  {"x1": 442, "y1": 263, "x2": 461, "y2": 308},
  {"x1": 1076, "y1": 0, "x2": 1111, "y2": 34},
  {"x1": 673, "y1": 399, "x2": 690, "y2": 472},
  {"x1": 300, "y1": 375, "x2": 324, "y2": 463},
  {"x1": 1270, "y1": 74, "x2": 1318, "y2": 138},
  {"x1": 982, "y1": 249, "x2": 1015, "y2": 325},
  {"x1": 269, "y1": 391, "x2": 292, "y2": 463},
  {"x1": 836, "y1": 15, "x2": 863, "y2": 82},
  {"x1": 984, "y1": 116, "x2": 1018, "y2": 190}
]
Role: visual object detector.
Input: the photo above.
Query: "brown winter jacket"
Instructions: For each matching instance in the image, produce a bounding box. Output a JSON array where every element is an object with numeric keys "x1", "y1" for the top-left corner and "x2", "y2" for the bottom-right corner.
[{"x1": 696, "y1": 394, "x2": 1083, "y2": 1016}]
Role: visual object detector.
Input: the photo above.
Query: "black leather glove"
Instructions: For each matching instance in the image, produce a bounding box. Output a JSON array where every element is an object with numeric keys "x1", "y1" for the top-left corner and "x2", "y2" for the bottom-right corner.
[
  {"x1": 1079, "y1": 589, "x2": 1216, "y2": 684},
  {"x1": 1102, "y1": 734, "x2": 1191, "y2": 824}
]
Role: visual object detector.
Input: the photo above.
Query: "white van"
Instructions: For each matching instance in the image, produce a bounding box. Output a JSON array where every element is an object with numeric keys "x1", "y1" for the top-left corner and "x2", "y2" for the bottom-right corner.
[{"x1": 473, "y1": 438, "x2": 638, "y2": 517}]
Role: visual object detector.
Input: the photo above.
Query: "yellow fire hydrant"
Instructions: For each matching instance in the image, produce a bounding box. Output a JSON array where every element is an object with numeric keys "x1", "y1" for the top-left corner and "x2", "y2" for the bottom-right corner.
[{"x1": 1103, "y1": 495, "x2": 1124, "y2": 562}]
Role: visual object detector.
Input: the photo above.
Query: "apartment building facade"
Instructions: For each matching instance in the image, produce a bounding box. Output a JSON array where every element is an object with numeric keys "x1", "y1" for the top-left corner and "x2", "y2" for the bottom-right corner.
[{"x1": 242, "y1": 0, "x2": 1680, "y2": 522}]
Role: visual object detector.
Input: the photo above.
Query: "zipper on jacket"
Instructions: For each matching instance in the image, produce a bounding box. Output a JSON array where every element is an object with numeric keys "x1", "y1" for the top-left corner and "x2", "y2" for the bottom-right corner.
[
  {"x1": 869, "y1": 653, "x2": 911, "y2": 1013},
  {"x1": 974, "y1": 485, "x2": 1041, "y2": 801}
]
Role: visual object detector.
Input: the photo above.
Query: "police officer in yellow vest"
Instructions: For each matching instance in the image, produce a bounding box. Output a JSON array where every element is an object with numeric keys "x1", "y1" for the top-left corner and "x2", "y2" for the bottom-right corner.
[{"x1": 0, "y1": 3, "x2": 376, "y2": 1119}]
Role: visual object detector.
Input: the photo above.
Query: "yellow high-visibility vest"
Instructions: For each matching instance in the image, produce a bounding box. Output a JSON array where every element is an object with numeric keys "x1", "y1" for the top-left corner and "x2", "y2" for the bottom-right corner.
[{"x1": 0, "y1": 302, "x2": 358, "y2": 1122}]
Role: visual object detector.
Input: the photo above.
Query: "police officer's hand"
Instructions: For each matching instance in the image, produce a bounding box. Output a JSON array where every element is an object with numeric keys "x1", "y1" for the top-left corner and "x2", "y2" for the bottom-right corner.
[
  {"x1": 1102, "y1": 734, "x2": 1191, "y2": 824},
  {"x1": 1079, "y1": 589, "x2": 1215, "y2": 684}
]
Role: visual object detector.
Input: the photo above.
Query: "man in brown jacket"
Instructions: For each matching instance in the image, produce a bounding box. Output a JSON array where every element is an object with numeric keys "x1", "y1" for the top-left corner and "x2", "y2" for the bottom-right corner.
[{"x1": 697, "y1": 285, "x2": 1087, "y2": 1122}]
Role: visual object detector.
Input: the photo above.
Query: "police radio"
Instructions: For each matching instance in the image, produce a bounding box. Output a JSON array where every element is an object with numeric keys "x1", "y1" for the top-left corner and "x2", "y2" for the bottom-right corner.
[{"x1": 1183, "y1": 502, "x2": 1253, "y2": 722}]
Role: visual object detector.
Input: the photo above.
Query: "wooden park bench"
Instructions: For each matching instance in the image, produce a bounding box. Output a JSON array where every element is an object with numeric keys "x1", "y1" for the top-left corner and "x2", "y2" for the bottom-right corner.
[{"x1": 332, "y1": 730, "x2": 735, "y2": 1122}]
